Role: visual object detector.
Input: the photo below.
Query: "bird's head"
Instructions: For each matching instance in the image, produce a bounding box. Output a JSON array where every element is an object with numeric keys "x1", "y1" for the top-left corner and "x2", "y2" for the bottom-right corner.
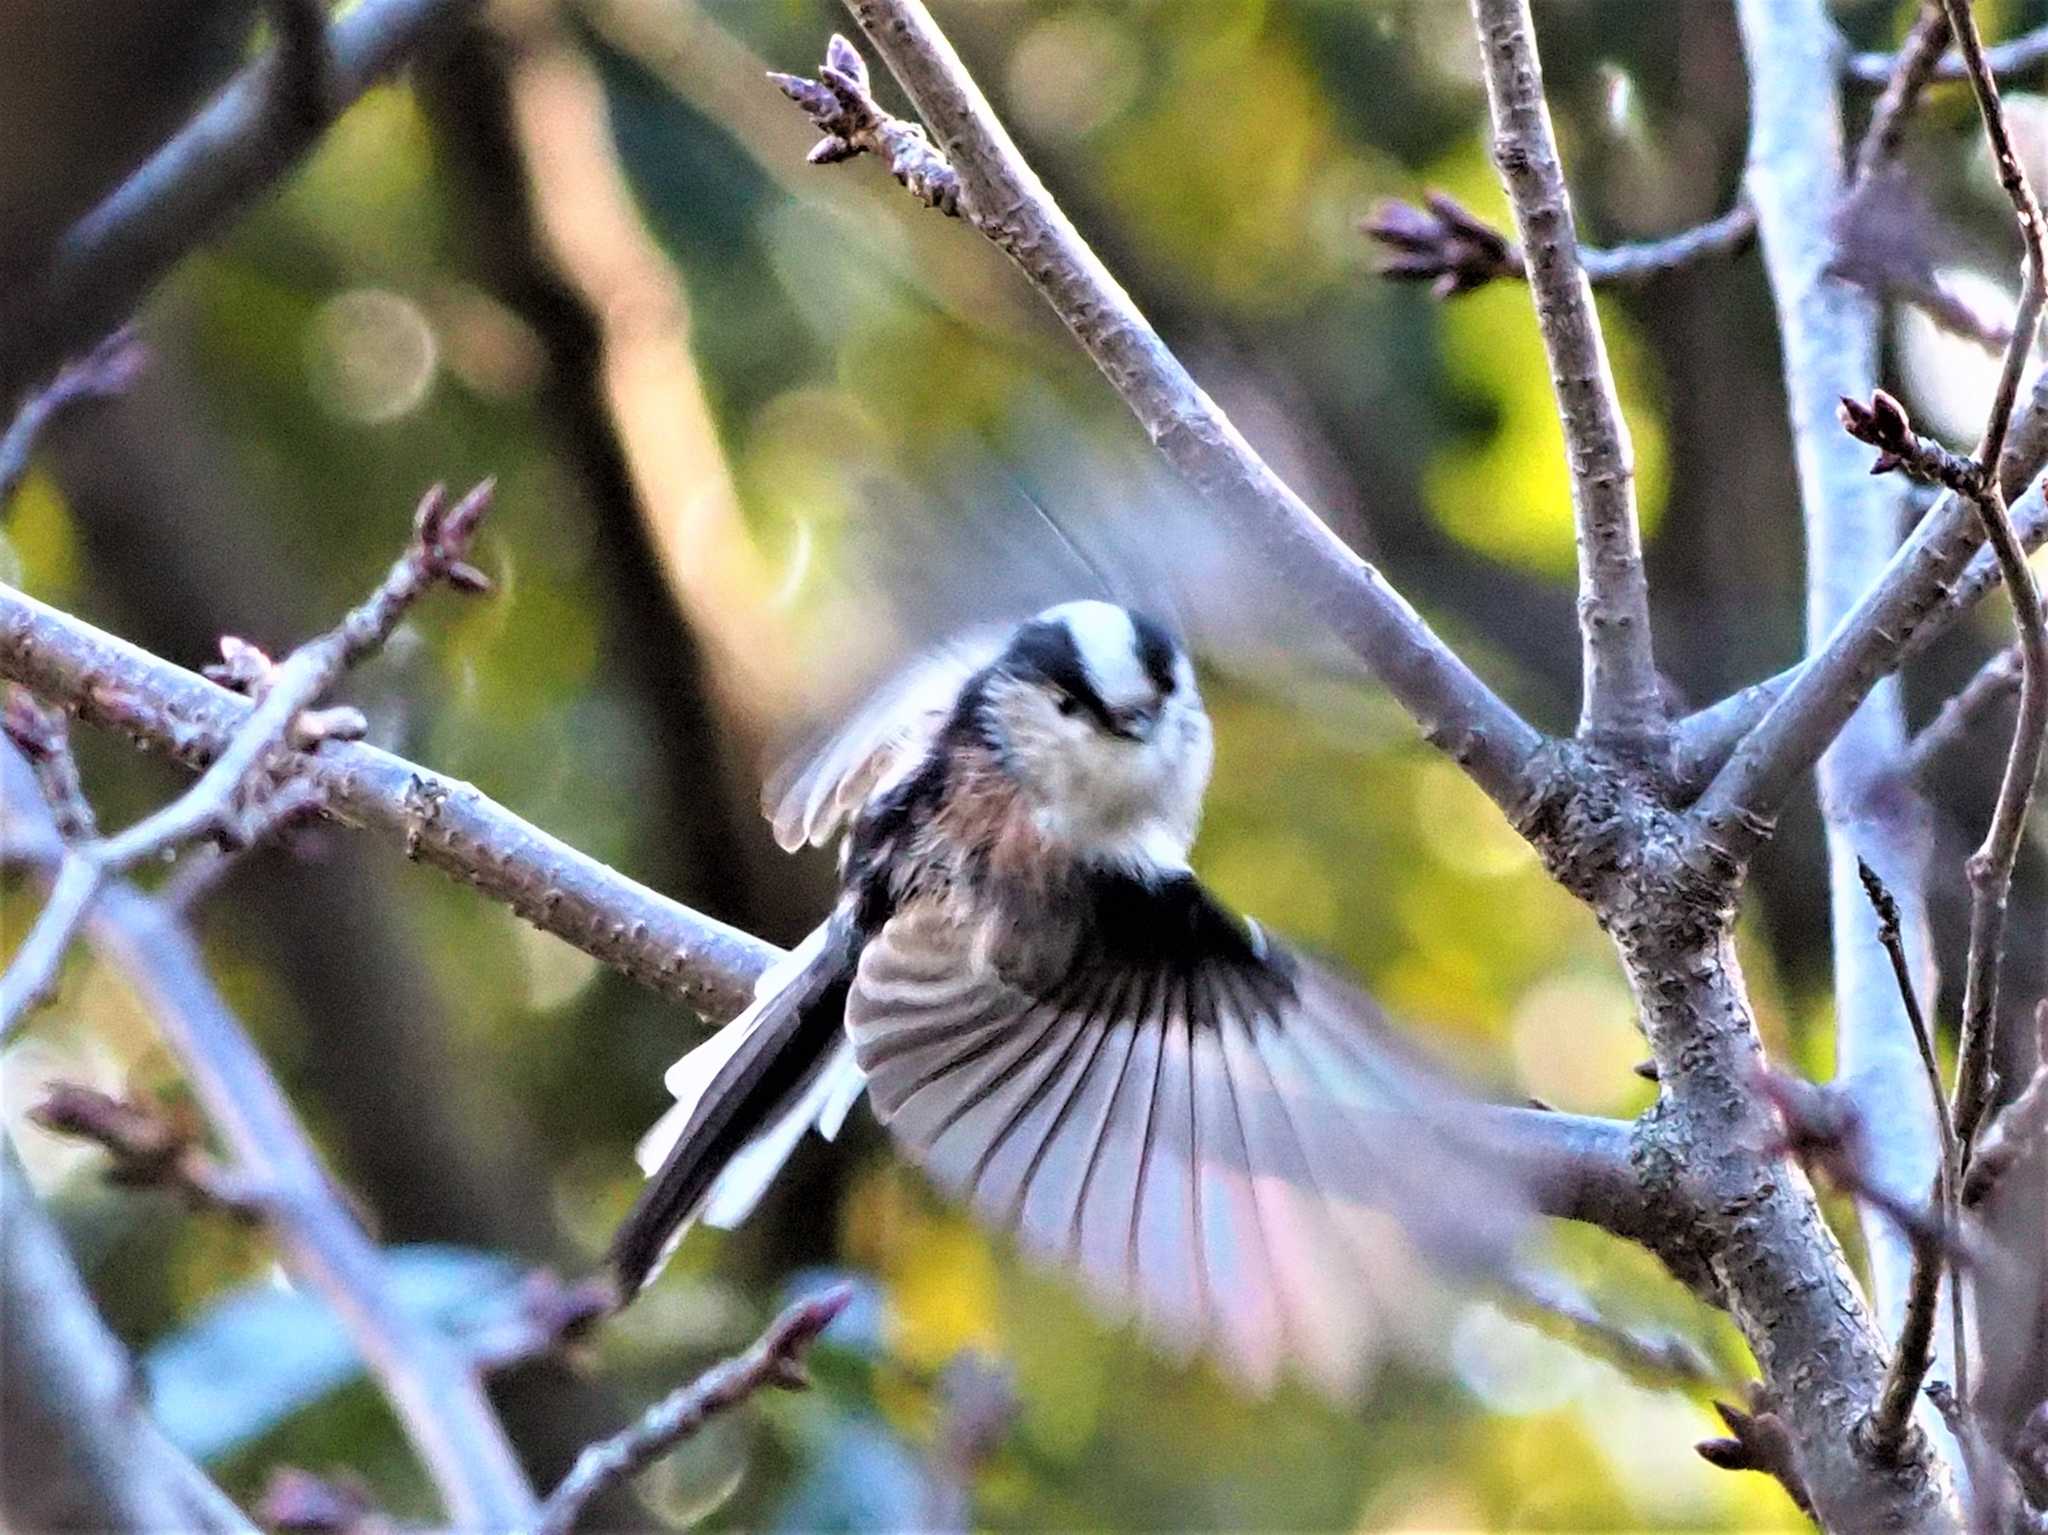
[{"x1": 975, "y1": 601, "x2": 1212, "y2": 872}]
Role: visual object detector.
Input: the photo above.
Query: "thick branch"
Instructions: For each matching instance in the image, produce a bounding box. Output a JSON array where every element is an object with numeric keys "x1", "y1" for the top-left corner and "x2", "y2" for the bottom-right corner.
[
  {"x1": 529, "y1": 1286, "x2": 852, "y2": 1535},
  {"x1": 797, "y1": 4, "x2": 1547, "y2": 820},
  {"x1": 0, "y1": 740, "x2": 538, "y2": 1531},
  {"x1": 1, "y1": 1136, "x2": 254, "y2": 1534},
  {"x1": 1469, "y1": 0, "x2": 1660, "y2": 742},
  {"x1": 0, "y1": 0, "x2": 477, "y2": 400}
]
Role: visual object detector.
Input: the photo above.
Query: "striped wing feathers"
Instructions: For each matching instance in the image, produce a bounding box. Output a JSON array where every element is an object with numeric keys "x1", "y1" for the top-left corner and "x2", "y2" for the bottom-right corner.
[{"x1": 844, "y1": 900, "x2": 1492, "y2": 1398}]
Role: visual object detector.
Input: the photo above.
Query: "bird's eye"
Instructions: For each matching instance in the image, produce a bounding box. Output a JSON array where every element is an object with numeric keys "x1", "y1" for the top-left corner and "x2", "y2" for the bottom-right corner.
[{"x1": 1055, "y1": 693, "x2": 1084, "y2": 717}]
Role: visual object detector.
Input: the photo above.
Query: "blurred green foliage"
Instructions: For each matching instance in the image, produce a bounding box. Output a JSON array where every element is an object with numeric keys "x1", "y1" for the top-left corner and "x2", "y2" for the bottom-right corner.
[{"x1": 8, "y1": 0, "x2": 2044, "y2": 1528}]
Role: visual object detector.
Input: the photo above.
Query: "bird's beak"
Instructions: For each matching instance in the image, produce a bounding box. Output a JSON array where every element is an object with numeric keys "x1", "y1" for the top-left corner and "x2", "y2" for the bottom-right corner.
[{"x1": 1108, "y1": 703, "x2": 1159, "y2": 741}]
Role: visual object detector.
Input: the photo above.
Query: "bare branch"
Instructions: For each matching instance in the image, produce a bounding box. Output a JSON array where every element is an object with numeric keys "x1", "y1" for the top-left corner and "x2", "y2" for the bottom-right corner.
[
  {"x1": 1469, "y1": 0, "x2": 1661, "y2": 743},
  {"x1": 1938, "y1": 0, "x2": 2048, "y2": 1173},
  {"x1": 264, "y1": 0, "x2": 334, "y2": 129},
  {"x1": 1362, "y1": 191, "x2": 1756, "y2": 299},
  {"x1": 1858, "y1": 861, "x2": 1966, "y2": 1463},
  {"x1": 1669, "y1": 466, "x2": 2048, "y2": 799},
  {"x1": 0, "y1": 584, "x2": 775, "y2": 1021},
  {"x1": 1846, "y1": 19, "x2": 2048, "y2": 85},
  {"x1": 1908, "y1": 648, "x2": 2023, "y2": 781},
  {"x1": 0, "y1": 739, "x2": 538, "y2": 1529},
  {"x1": 529, "y1": 1286, "x2": 853, "y2": 1535},
  {"x1": 0, "y1": 484, "x2": 492, "y2": 1041},
  {"x1": 0, "y1": 329, "x2": 147, "y2": 508},
  {"x1": 1, "y1": 1137, "x2": 257, "y2": 1534},
  {"x1": 774, "y1": 6, "x2": 1548, "y2": 820},
  {"x1": 0, "y1": 0, "x2": 477, "y2": 401},
  {"x1": 1500, "y1": 1268, "x2": 1721, "y2": 1388},
  {"x1": 1961, "y1": 1000, "x2": 2048, "y2": 1206},
  {"x1": 1852, "y1": 4, "x2": 1952, "y2": 187},
  {"x1": 29, "y1": 1082, "x2": 270, "y2": 1219}
]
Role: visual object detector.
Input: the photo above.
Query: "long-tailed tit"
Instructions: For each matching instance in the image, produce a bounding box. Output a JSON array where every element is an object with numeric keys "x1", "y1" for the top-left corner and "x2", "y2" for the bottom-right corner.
[{"x1": 611, "y1": 600, "x2": 1517, "y2": 1396}]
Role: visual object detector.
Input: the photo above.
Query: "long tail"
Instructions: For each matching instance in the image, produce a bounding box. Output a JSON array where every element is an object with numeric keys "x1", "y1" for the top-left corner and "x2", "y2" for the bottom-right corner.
[{"x1": 609, "y1": 917, "x2": 863, "y2": 1300}]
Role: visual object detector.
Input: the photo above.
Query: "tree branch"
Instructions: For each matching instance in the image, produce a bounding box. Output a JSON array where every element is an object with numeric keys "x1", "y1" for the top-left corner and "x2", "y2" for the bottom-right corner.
[
  {"x1": 1858, "y1": 862, "x2": 1965, "y2": 1463},
  {"x1": 1935, "y1": 0, "x2": 2048, "y2": 1172},
  {"x1": 1362, "y1": 190, "x2": 1755, "y2": 299},
  {"x1": 0, "y1": 739, "x2": 539, "y2": 1531},
  {"x1": 529, "y1": 1286, "x2": 853, "y2": 1535},
  {"x1": 0, "y1": 328, "x2": 147, "y2": 508},
  {"x1": 1668, "y1": 464, "x2": 2048, "y2": 800},
  {"x1": 773, "y1": 5, "x2": 1548, "y2": 822},
  {"x1": 1852, "y1": 4, "x2": 1952, "y2": 188},
  {"x1": 0, "y1": 484, "x2": 492, "y2": 1041},
  {"x1": 0, "y1": 0, "x2": 477, "y2": 401},
  {"x1": 1961, "y1": 1000, "x2": 2048, "y2": 1207},
  {"x1": 1846, "y1": 19, "x2": 2048, "y2": 85},
  {"x1": 1, "y1": 1135, "x2": 255, "y2": 1534},
  {"x1": 1469, "y1": 0, "x2": 1661, "y2": 743},
  {"x1": 0, "y1": 583, "x2": 776, "y2": 1022},
  {"x1": 1906, "y1": 648, "x2": 2022, "y2": 782}
]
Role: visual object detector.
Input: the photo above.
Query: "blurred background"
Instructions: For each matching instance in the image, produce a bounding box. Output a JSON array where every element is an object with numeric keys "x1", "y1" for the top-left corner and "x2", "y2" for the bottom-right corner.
[{"x1": 2, "y1": 0, "x2": 2045, "y2": 1528}]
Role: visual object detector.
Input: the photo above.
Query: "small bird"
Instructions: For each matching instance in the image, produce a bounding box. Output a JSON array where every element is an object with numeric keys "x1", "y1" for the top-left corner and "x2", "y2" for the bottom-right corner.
[{"x1": 611, "y1": 600, "x2": 1515, "y2": 1396}]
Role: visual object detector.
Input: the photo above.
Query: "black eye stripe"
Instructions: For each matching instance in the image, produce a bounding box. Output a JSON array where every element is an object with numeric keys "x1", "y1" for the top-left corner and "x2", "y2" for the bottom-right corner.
[
  {"x1": 1004, "y1": 618, "x2": 1117, "y2": 729},
  {"x1": 1130, "y1": 611, "x2": 1179, "y2": 695}
]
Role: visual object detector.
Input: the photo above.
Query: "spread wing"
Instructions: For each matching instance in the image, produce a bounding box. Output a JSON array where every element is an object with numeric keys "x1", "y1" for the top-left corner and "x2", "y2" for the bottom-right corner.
[
  {"x1": 842, "y1": 875, "x2": 1528, "y2": 1399},
  {"x1": 763, "y1": 630, "x2": 1005, "y2": 853}
]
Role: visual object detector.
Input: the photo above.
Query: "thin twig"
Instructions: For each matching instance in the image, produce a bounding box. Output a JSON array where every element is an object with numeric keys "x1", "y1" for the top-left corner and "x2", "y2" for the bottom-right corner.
[
  {"x1": 1962, "y1": 999, "x2": 2048, "y2": 1206},
  {"x1": 0, "y1": 0, "x2": 477, "y2": 401},
  {"x1": 1500, "y1": 1268, "x2": 1721, "y2": 1388},
  {"x1": 1846, "y1": 19, "x2": 2048, "y2": 84},
  {"x1": 528, "y1": 1286, "x2": 852, "y2": 1535},
  {"x1": 28, "y1": 1083, "x2": 271, "y2": 1220},
  {"x1": 775, "y1": 8, "x2": 1548, "y2": 819},
  {"x1": 1362, "y1": 191, "x2": 1755, "y2": 299},
  {"x1": 1468, "y1": 0, "x2": 1661, "y2": 743},
  {"x1": 1852, "y1": 4, "x2": 1952, "y2": 187},
  {"x1": 1907, "y1": 648, "x2": 2023, "y2": 781},
  {"x1": 4, "y1": 690, "x2": 99, "y2": 842},
  {"x1": 1858, "y1": 861, "x2": 1966, "y2": 1462},
  {"x1": 1939, "y1": 0, "x2": 2048, "y2": 1173},
  {"x1": 0, "y1": 738, "x2": 539, "y2": 1530},
  {"x1": 0, "y1": 329, "x2": 146, "y2": 507}
]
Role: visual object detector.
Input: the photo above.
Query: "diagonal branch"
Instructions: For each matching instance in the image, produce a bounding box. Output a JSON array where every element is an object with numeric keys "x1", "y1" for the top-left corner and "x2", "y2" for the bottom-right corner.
[
  {"x1": 529, "y1": 1286, "x2": 852, "y2": 1535},
  {"x1": 0, "y1": 739, "x2": 538, "y2": 1530},
  {"x1": 0, "y1": 583, "x2": 776, "y2": 1023},
  {"x1": 1468, "y1": 0, "x2": 1660, "y2": 743},
  {"x1": 0, "y1": 0, "x2": 476, "y2": 401},
  {"x1": 774, "y1": 4, "x2": 1548, "y2": 821},
  {"x1": 1, "y1": 1136, "x2": 256, "y2": 1534}
]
